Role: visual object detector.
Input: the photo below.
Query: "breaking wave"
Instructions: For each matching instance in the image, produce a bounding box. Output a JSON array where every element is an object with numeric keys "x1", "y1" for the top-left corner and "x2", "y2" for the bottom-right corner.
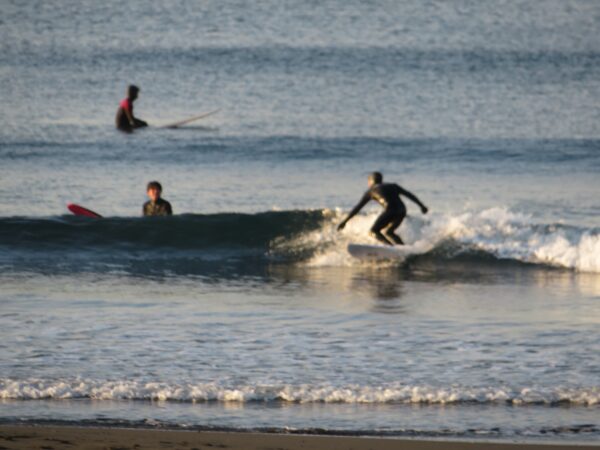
[
  {"x1": 307, "y1": 207, "x2": 600, "y2": 273},
  {"x1": 0, "y1": 207, "x2": 598, "y2": 273},
  {"x1": 1, "y1": 378, "x2": 598, "y2": 406}
]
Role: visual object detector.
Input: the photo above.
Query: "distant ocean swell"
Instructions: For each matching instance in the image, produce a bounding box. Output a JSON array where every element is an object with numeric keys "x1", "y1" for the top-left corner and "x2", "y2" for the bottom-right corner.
[
  {"x1": 0, "y1": 210, "x2": 327, "y2": 251},
  {"x1": 0, "y1": 207, "x2": 598, "y2": 272},
  {"x1": 4, "y1": 45, "x2": 600, "y2": 82},
  {"x1": 2, "y1": 137, "x2": 599, "y2": 168},
  {"x1": 1, "y1": 379, "x2": 598, "y2": 406}
]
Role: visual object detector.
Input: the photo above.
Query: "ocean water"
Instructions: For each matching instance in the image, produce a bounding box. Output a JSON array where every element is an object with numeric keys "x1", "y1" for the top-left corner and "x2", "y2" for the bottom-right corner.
[{"x1": 1, "y1": 0, "x2": 599, "y2": 443}]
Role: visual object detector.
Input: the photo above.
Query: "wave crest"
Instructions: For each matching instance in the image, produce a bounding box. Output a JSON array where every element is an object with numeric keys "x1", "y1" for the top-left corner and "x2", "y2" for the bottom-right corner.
[
  {"x1": 1, "y1": 207, "x2": 599, "y2": 273},
  {"x1": 1, "y1": 379, "x2": 597, "y2": 406},
  {"x1": 307, "y1": 207, "x2": 600, "y2": 272}
]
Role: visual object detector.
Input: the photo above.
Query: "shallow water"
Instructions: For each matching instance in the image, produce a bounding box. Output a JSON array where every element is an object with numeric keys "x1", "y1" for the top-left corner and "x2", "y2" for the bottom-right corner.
[{"x1": 1, "y1": 0, "x2": 599, "y2": 442}]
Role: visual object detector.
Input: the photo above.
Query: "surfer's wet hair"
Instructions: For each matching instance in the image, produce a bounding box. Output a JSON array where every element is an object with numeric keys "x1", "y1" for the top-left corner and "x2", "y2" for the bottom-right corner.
[
  {"x1": 147, "y1": 181, "x2": 162, "y2": 193},
  {"x1": 128, "y1": 84, "x2": 140, "y2": 97},
  {"x1": 369, "y1": 172, "x2": 383, "y2": 184}
]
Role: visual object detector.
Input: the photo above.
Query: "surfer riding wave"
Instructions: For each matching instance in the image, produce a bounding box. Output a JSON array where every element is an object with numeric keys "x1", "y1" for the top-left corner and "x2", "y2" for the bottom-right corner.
[{"x1": 337, "y1": 172, "x2": 428, "y2": 246}]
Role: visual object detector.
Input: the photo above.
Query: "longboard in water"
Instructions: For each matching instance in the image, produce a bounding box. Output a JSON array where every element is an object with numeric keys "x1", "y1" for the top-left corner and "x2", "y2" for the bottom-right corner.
[
  {"x1": 347, "y1": 243, "x2": 429, "y2": 260},
  {"x1": 67, "y1": 203, "x2": 103, "y2": 218},
  {"x1": 161, "y1": 109, "x2": 220, "y2": 129}
]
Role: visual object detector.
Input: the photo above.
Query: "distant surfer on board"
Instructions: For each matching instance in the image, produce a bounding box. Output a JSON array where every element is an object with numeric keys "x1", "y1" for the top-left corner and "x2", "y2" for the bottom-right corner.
[
  {"x1": 143, "y1": 181, "x2": 173, "y2": 216},
  {"x1": 337, "y1": 172, "x2": 428, "y2": 246},
  {"x1": 115, "y1": 85, "x2": 148, "y2": 133}
]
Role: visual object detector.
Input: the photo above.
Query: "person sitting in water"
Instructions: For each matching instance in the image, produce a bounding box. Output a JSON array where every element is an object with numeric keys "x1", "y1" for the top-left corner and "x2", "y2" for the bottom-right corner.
[
  {"x1": 115, "y1": 84, "x2": 148, "y2": 132},
  {"x1": 337, "y1": 172, "x2": 428, "y2": 246},
  {"x1": 143, "y1": 181, "x2": 173, "y2": 216}
]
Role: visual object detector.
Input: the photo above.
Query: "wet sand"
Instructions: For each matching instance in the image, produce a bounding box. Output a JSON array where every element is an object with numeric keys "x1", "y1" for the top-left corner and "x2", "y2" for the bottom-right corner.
[{"x1": 0, "y1": 425, "x2": 598, "y2": 450}]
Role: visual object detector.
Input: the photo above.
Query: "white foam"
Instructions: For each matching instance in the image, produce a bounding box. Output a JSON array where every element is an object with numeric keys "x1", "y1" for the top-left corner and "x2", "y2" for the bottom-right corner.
[
  {"x1": 1, "y1": 379, "x2": 598, "y2": 405},
  {"x1": 305, "y1": 207, "x2": 600, "y2": 272}
]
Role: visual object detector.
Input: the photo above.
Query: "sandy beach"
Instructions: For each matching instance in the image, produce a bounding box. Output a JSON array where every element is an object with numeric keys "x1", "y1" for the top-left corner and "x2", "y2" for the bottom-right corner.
[{"x1": 0, "y1": 426, "x2": 598, "y2": 450}]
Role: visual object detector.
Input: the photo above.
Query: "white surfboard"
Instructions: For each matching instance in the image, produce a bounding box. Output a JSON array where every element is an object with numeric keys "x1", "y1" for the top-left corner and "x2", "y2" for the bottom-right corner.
[
  {"x1": 161, "y1": 109, "x2": 220, "y2": 129},
  {"x1": 347, "y1": 242, "x2": 430, "y2": 260}
]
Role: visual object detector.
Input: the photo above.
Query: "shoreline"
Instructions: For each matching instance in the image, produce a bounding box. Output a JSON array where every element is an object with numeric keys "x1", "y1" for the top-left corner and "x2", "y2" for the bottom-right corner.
[{"x1": 0, "y1": 425, "x2": 599, "y2": 450}]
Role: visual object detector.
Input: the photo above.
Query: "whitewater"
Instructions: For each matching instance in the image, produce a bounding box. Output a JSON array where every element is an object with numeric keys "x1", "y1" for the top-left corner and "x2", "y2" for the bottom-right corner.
[
  {"x1": 306, "y1": 207, "x2": 600, "y2": 273},
  {"x1": 2, "y1": 378, "x2": 599, "y2": 406},
  {"x1": 2, "y1": 207, "x2": 598, "y2": 273}
]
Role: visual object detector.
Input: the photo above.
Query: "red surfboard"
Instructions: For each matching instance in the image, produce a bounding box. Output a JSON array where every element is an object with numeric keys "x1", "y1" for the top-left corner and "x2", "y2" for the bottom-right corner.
[{"x1": 67, "y1": 203, "x2": 103, "y2": 218}]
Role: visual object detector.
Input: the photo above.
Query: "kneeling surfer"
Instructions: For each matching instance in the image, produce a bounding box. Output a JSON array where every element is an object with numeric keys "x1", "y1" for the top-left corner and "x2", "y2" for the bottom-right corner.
[
  {"x1": 337, "y1": 172, "x2": 428, "y2": 246},
  {"x1": 143, "y1": 181, "x2": 173, "y2": 216}
]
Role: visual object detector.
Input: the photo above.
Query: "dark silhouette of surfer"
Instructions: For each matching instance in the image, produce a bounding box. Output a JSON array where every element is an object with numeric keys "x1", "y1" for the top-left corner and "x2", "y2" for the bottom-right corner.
[
  {"x1": 143, "y1": 181, "x2": 172, "y2": 216},
  {"x1": 115, "y1": 85, "x2": 148, "y2": 132},
  {"x1": 337, "y1": 172, "x2": 428, "y2": 246}
]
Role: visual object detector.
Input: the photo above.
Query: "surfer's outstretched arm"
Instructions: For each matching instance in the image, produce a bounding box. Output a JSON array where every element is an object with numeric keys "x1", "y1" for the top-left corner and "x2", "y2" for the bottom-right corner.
[
  {"x1": 399, "y1": 187, "x2": 428, "y2": 214},
  {"x1": 337, "y1": 193, "x2": 370, "y2": 231}
]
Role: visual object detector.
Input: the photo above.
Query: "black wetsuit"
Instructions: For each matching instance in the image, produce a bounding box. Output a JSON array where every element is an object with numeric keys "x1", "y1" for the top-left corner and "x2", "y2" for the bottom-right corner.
[
  {"x1": 115, "y1": 98, "x2": 148, "y2": 132},
  {"x1": 143, "y1": 198, "x2": 173, "y2": 217},
  {"x1": 368, "y1": 183, "x2": 407, "y2": 233},
  {"x1": 347, "y1": 183, "x2": 425, "y2": 245}
]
